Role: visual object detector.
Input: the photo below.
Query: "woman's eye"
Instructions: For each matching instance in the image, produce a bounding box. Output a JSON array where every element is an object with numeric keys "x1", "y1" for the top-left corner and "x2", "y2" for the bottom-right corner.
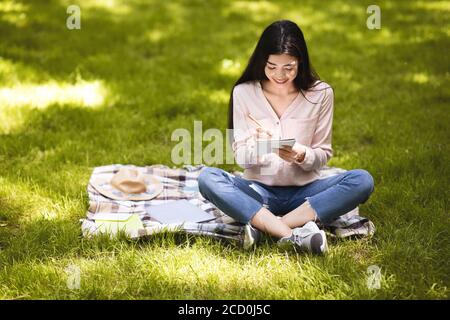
[
  {"x1": 267, "y1": 66, "x2": 276, "y2": 70},
  {"x1": 285, "y1": 68, "x2": 293, "y2": 71}
]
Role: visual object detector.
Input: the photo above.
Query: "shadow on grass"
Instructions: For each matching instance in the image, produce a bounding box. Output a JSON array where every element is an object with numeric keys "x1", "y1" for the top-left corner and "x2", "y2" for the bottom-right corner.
[{"x1": 0, "y1": 197, "x2": 24, "y2": 250}]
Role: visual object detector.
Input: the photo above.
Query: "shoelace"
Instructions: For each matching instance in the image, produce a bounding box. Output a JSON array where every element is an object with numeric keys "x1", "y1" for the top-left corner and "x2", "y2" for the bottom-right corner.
[{"x1": 292, "y1": 223, "x2": 318, "y2": 241}]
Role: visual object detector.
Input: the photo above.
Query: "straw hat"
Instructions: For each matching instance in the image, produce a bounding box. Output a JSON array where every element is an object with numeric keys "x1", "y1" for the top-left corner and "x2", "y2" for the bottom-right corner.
[{"x1": 90, "y1": 166, "x2": 163, "y2": 201}]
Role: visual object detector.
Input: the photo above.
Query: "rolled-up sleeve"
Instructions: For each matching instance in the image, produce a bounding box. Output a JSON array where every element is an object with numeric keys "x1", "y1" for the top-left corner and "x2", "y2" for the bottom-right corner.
[{"x1": 295, "y1": 87, "x2": 334, "y2": 171}]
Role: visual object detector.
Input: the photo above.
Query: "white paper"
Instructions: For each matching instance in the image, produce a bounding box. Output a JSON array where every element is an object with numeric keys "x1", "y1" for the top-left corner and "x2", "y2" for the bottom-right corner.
[
  {"x1": 147, "y1": 199, "x2": 216, "y2": 224},
  {"x1": 256, "y1": 138, "x2": 296, "y2": 155}
]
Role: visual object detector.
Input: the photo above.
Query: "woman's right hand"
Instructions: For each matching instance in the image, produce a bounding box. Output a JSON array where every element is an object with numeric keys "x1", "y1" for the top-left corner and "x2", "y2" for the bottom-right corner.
[
  {"x1": 248, "y1": 127, "x2": 274, "y2": 165},
  {"x1": 232, "y1": 127, "x2": 275, "y2": 166},
  {"x1": 252, "y1": 127, "x2": 273, "y2": 140}
]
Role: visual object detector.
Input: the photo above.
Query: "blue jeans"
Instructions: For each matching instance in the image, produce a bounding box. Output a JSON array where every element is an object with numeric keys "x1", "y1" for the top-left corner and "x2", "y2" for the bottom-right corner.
[{"x1": 198, "y1": 167, "x2": 374, "y2": 225}]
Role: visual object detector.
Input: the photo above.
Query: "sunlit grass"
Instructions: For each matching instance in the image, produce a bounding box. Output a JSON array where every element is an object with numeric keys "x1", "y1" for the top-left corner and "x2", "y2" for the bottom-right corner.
[
  {"x1": 145, "y1": 29, "x2": 165, "y2": 43},
  {"x1": 0, "y1": 80, "x2": 107, "y2": 109},
  {"x1": 59, "y1": 0, "x2": 132, "y2": 15},
  {"x1": 409, "y1": 72, "x2": 430, "y2": 84},
  {"x1": 0, "y1": 0, "x2": 28, "y2": 27},
  {"x1": 219, "y1": 59, "x2": 242, "y2": 77},
  {"x1": 222, "y1": 1, "x2": 280, "y2": 23},
  {"x1": 0, "y1": 79, "x2": 109, "y2": 133},
  {"x1": 0, "y1": 235, "x2": 398, "y2": 299},
  {"x1": 415, "y1": 1, "x2": 450, "y2": 12}
]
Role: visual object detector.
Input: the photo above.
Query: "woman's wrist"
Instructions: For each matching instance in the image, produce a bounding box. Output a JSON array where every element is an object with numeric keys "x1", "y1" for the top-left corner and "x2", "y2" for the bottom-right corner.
[
  {"x1": 294, "y1": 151, "x2": 306, "y2": 163},
  {"x1": 292, "y1": 143, "x2": 306, "y2": 164}
]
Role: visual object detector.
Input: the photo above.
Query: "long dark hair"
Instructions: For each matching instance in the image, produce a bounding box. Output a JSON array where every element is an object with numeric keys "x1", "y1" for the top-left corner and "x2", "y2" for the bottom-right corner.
[{"x1": 228, "y1": 20, "x2": 327, "y2": 132}]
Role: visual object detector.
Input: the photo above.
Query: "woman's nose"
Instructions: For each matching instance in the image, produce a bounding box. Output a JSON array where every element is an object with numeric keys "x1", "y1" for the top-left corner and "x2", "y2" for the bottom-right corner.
[{"x1": 273, "y1": 69, "x2": 287, "y2": 78}]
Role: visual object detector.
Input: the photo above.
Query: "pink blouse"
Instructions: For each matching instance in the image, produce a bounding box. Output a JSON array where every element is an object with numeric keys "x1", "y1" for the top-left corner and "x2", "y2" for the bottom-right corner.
[{"x1": 232, "y1": 80, "x2": 334, "y2": 186}]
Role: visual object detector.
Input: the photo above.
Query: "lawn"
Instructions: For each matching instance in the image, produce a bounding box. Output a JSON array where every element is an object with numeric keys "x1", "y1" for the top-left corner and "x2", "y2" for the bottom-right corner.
[{"x1": 0, "y1": 0, "x2": 448, "y2": 299}]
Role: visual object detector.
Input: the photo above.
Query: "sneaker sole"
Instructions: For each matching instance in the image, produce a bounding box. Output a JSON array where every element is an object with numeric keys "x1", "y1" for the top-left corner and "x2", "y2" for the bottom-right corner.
[
  {"x1": 243, "y1": 224, "x2": 259, "y2": 249},
  {"x1": 310, "y1": 230, "x2": 328, "y2": 255}
]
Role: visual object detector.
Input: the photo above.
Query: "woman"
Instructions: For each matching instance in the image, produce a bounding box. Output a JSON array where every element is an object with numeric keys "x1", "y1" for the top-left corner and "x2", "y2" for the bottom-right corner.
[{"x1": 198, "y1": 20, "x2": 374, "y2": 254}]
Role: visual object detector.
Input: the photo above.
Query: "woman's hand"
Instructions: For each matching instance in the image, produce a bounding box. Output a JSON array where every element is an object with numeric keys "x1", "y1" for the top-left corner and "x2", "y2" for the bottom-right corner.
[
  {"x1": 247, "y1": 127, "x2": 273, "y2": 165},
  {"x1": 275, "y1": 144, "x2": 306, "y2": 164},
  {"x1": 253, "y1": 127, "x2": 273, "y2": 140}
]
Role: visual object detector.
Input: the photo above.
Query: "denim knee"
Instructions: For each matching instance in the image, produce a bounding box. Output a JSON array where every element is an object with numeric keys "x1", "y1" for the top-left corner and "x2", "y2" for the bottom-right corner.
[
  {"x1": 349, "y1": 169, "x2": 374, "y2": 201},
  {"x1": 198, "y1": 167, "x2": 226, "y2": 194}
]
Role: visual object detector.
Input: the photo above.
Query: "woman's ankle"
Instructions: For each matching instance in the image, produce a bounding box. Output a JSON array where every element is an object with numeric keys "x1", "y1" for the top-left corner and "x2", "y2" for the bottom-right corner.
[{"x1": 250, "y1": 207, "x2": 292, "y2": 238}]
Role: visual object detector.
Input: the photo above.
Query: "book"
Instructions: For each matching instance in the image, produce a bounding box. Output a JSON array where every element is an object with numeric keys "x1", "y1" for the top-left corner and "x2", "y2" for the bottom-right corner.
[
  {"x1": 93, "y1": 213, "x2": 144, "y2": 236},
  {"x1": 255, "y1": 138, "x2": 296, "y2": 155}
]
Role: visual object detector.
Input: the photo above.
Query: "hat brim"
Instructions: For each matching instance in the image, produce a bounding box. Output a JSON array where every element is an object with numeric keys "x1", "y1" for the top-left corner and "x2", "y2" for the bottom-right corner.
[{"x1": 90, "y1": 173, "x2": 163, "y2": 201}]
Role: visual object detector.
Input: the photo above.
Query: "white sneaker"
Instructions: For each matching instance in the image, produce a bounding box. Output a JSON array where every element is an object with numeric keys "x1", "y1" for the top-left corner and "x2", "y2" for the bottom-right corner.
[
  {"x1": 243, "y1": 224, "x2": 262, "y2": 249},
  {"x1": 277, "y1": 221, "x2": 328, "y2": 255}
]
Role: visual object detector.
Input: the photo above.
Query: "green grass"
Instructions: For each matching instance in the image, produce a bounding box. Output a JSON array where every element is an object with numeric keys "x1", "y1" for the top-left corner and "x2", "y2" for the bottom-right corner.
[{"x1": 0, "y1": 0, "x2": 449, "y2": 299}]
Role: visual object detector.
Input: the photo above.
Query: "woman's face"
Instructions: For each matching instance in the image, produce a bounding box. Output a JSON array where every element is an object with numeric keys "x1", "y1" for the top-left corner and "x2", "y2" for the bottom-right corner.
[{"x1": 264, "y1": 54, "x2": 299, "y2": 86}]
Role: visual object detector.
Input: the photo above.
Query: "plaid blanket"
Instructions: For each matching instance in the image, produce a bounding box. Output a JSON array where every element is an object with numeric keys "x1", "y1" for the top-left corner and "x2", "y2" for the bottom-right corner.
[{"x1": 81, "y1": 164, "x2": 375, "y2": 247}]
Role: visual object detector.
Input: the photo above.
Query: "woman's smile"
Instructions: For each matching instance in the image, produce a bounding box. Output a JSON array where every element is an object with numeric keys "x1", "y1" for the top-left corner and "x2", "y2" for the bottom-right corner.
[{"x1": 273, "y1": 78, "x2": 288, "y2": 84}]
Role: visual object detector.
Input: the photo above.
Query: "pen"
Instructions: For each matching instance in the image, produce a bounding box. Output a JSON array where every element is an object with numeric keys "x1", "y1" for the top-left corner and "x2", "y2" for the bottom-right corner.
[{"x1": 247, "y1": 113, "x2": 273, "y2": 136}]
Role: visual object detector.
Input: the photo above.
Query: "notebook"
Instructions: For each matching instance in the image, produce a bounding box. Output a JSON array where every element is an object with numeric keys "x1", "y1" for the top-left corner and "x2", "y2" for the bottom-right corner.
[
  {"x1": 147, "y1": 199, "x2": 216, "y2": 224},
  {"x1": 256, "y1": 138, "x2": 296, "y2": 155},
  {"x1": 93, "y1": 213, "x2": 144, "y2": 235}
]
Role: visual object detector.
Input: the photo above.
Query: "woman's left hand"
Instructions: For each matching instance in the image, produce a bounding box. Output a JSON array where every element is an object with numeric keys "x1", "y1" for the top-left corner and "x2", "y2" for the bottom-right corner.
[{"x1": 275, "y1": 145, "x2": 306, "y2": 163}]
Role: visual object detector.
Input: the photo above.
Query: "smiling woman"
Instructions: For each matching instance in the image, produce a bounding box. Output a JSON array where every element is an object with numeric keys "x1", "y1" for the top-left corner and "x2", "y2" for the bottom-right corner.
[{"x1": 197, "y1": 20, "x2": 375, "y2": 255}]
